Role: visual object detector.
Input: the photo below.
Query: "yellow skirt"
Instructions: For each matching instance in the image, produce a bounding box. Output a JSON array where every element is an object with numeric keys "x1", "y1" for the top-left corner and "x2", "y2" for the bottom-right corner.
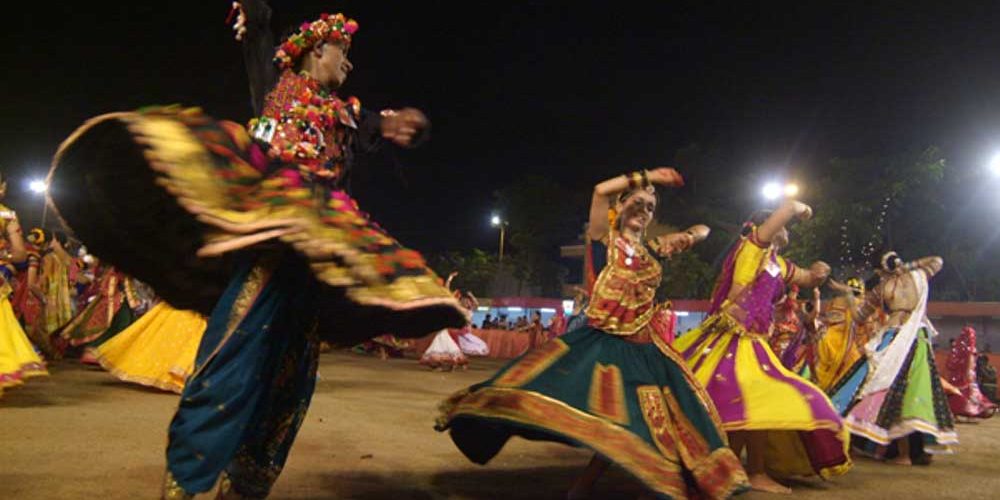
[
  {"x1": 94, "y1": 302, "x2": 206, "y2": 394},
  {"x1": 673, "y1": 313, "x2": 850, "y2": 478},
  {"x1": 815, "y1": 321, "x2": 861, "y2": 392},
  {"x1": 0, "y1": 296, "x2": 47, "y2": 390}
]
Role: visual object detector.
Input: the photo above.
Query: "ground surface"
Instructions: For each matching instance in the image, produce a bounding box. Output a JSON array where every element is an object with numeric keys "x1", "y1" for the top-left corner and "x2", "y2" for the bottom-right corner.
[{"x1": 2, "y1": 352, "x2": 998, "y2": 499}]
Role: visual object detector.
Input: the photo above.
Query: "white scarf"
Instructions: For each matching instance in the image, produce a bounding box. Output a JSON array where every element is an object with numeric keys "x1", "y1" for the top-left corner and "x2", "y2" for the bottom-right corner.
[{"x1": 860, "y1": 270, "x2": 937, "y2": 397}]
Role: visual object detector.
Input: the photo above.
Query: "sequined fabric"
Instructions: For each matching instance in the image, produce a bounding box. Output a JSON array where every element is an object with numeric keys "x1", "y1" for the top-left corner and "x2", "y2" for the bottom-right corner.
[{"x1": 585, "y1": 231, "x2": 661, "y2": 335}]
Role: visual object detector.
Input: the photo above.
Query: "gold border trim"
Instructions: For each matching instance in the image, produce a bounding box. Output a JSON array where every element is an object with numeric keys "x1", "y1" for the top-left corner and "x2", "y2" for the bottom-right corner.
[
  {"x1": 588, "y1": 363, "x2": 629, "y2": 425},
  {"x1": 440, "y1": 386, "x2": 748, "y2": 498}
]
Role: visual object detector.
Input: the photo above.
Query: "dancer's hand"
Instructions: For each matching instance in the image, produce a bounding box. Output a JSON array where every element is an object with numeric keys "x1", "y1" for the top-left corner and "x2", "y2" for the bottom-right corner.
[
  {"x1": 381, "y1": 108, "x2": 429, "y2": 147},
  {"x1": 646, "y1": 167, "x2": 684, "y2": 187},
  {"x1": 792, "y1": 200, "x2": 813, "y2": 221},
  {"x1": 231, "y1": 2, "x2": 247, "y2": 41},
  {"x1": 810, "y1": 261, "x2": 831, "y2": 282}
]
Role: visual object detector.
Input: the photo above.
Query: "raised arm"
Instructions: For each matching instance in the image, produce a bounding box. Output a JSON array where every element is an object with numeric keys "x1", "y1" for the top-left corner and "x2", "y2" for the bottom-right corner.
[
  {"x1": 587, "y1": 167, "x2": 684, "y2": 241},
  {"x1": 757, "y1": 199, "x2": 812, "y2": 244},
  {"x1": 233, "y1": 1, "x2": 277, "y2": 115},
  {"x1": 809, "y1": 287, "x2": 822, "y2": 323},
  {"x1": 2, "y1": 214, "x2": 27, "y2": 264},
  {"x1": 465, "y1": 291, "x2": 480, "y2": 310},
  {"x1": 902, "y1": 256, "x2": 943, "y2": 278}
]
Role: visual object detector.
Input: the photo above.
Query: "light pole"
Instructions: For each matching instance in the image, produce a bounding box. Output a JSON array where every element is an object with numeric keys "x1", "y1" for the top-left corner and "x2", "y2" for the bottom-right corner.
[
  {"x1": 28, "y1": 179, "x2": 48, "y2": 227},
  {"x1": 491, "y1": 214, "x2": 508, "y2": 262}
]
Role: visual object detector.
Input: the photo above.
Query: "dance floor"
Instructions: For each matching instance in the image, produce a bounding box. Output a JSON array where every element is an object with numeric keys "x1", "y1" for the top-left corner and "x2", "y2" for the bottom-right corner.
[{"x1": 2, "y1": 351, "x2": 999, "y2": 499}]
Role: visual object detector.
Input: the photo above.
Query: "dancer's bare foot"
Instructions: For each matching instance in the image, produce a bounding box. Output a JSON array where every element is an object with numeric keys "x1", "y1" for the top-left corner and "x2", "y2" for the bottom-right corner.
[
  {"x1": 749, "y1": 474, "x2": 791, "y2": 494},
  {"x1": 887, "y1": 456, "x2": 912, "y2": 466}
]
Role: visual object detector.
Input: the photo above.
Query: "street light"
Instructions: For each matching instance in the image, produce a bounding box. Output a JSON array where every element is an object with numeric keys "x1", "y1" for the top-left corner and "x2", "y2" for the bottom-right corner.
[
  {"x1": 762, "y1": 182, "x2": 782, "y2": 201},
  {"x1": 491, "y1": 213, "x2": 508, "y2": 262},
  {"x1": 27, "y1": 178, "x2": 49, "y2": 226},
  {"x1": 762, "y1": 181, "x2": 800, "y2": 201},
  {"x1": 990, "y1": 153, "x2": 1000, "y2": 177}
]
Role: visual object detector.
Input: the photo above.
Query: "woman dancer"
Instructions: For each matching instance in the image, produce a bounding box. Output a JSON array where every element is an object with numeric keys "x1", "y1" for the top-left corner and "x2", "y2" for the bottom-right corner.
[
  {"x1": 59, "y1": 263, "x2": 134, "y2": 353},
  {"x1": 438, "y1": 168, "x2": 747, "y2": 500},
  {"x1": 35, "y1": 231, "x2": 75, "y2": 356},
  {"x1": 420, "y1": 272, "x2": 473, "y2": 369},
  {"x1": 48, "y1": 6, "x2": 465, "y2": 497},
  {"x1": 831, "y1": 251, "x2": 955, "y2": 464},
  {"x1": 93, "y1": 301, "x2": 207, "y2": 394},
  {"x1": 13, "y1": 229, "x2": 47, "y2": 349},
  {"x1": 0, "y1": 191, "x2": 47, "y2": 393},
  {"x1": 770, "y1": 285, "x2": 804, "y2": 362},
  {"x1": 546, "y1": 308, "x2": 567, "y2": 340},
  {"x1": 452, "y1": 282, "x2": 489, "y2": 356},
  {"x1": 672, "y1": 200, "x2": 850, "y2": 493},
  {"x1": 945, "y1": 326, "x2": 996, "y2": 419},
  {"x1": 815, "y1": 278, "x2": 865, "y2": 392},
  {"x1": 419, "y1": 328, "x2": 469, "y2": 371},
  {"x1": 775, "y1": 287, "x2": 822, "y2": 378}
]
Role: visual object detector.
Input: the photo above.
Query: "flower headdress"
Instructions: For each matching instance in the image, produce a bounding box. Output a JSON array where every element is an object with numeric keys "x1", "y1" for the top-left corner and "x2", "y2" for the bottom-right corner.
[
  {"x1": 846, "y1": 277, "x2": 865, "y2": 295},
  {"x1": 274, "y1": 13, "x2": 359, "y2": 70},
  {"x1": 879, "y1": 251, "x2": 900, "y2": 271},
  {"x1": 27, "y1": 228, "x2": 47, "y2": 246}
]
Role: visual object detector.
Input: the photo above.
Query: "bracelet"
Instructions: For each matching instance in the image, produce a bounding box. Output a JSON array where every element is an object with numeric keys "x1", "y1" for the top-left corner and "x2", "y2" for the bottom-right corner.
[
  {"x1": 626, "y1": 172, "x2": 639, "y2": 190},
  {"x1": 639, "y1": 170, "x2": 651, "y2": 187},
  {"x1": 379, "y1": 109, "x2": 398, "y2": 118}
]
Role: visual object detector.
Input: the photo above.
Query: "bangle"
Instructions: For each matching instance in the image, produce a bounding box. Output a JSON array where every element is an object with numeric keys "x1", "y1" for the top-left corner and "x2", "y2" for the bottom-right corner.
[
  {"x1": 639, "y1": 170, "x2": 650, "y2": 187},
  {"x1": 626, "y1": 172, "x2": 639, "y2": 190},
  {"x1": 380, "y1": 109, "x2": 398, "y2": 118}
]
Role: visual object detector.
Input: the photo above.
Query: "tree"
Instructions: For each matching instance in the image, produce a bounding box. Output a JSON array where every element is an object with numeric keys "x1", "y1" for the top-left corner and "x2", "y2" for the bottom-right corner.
[
  {"x1": 429, "y1": 248, "x2": 497, "y2": 297},
  {"x1": 493, "y1": 175, "x2": 586, "y2": 297}
]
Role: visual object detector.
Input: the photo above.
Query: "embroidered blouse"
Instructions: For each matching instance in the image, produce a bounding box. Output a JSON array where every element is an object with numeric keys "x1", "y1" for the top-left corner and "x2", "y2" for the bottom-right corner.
[{"x1": 585, "y1": 229, "x2": 668, "y2": 335}]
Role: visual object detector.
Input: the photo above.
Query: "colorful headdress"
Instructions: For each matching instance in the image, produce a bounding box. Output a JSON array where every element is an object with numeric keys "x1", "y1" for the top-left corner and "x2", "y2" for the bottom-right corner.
[
  {"x1": 880, "y1": 251, "x2": 900, "y2": 271},
  {"x1": 846, "y1": 277, "x2": 865, "y2": 295},
  {"x1": 27, "y1": 228, "x2": 47, "y2": 245},
  {"x1": 274, "y1": 13, "x2": 359, "y2": 70}
]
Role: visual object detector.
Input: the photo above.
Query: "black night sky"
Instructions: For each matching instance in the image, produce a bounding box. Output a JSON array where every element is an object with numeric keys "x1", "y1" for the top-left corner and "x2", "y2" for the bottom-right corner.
[{"x1": 3, "y1": 1, "x2": 1000, "y2": 255}]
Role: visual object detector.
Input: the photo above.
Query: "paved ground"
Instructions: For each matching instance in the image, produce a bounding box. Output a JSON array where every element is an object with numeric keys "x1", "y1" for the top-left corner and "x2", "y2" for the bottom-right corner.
[{"x1": 2, "y1": 351, "x2": 998, "y2": 499}]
